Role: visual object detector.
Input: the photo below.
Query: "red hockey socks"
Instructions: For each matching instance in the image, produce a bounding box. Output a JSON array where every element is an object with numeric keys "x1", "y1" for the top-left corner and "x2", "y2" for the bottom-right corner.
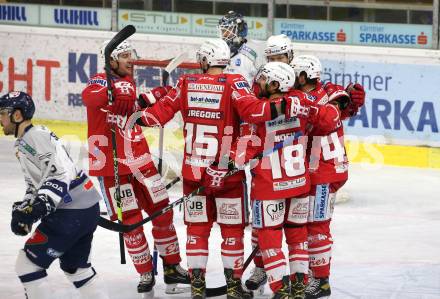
[{"x1": 308, "y1": 221, "x2": 333, "y2": 278}]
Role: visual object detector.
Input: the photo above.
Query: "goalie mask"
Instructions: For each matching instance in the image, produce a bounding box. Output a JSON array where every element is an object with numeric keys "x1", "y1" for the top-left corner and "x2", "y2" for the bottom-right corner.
[
  {"x1": 291, "y1": 55, "x2": 322, "y2": 80},
  {"x1": 100, "y1": 40, "x2": 138, "y2": 61},
  {"x1": 218, "y1": 11, "x2": 248, "y2": 55},
  {"x1": 196, "y1": 39, "x2": 231, "y2": 71},
  {"x1": 256, "y1": 62, "x2": 296, "y2": 93},
  {"x1": 265, "y1": 34, "x2": 294, "y2": 63}
]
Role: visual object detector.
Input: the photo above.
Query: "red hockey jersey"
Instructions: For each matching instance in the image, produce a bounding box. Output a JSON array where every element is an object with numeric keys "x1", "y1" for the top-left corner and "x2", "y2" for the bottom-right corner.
[
  {"x1": 237, "y1": 90, "x2": 341, "y2": 200},
  {"x1": 139, "y1": 73, "x2": 278, "y2": 182},
  {"x1": 82, "y1": 73, "x2": 153, "y2": 177},
  {"x1": 307, "y1": 82, "x2": 348, "y2": 185}
]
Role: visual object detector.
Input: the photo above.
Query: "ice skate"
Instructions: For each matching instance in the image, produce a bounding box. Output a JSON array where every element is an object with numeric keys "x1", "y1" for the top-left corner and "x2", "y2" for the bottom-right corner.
[
  {"x1": 191, "y1": 268, "x2": 206, "y2": 299},
  {"x1": 138, "y1": 271, "x2": 155, "y2": 298},
  {"x1": 245, "y1": 266, "x2": 267, "y2": 295},
  {"x1": 291, "y1": 273, "x2": 306, "y2": 299},
  {"x1": 224, "y1": 268, "x2": 254, "y2": 299},
  {"x1": 270, "y1": 276, "x2": 292, "y2": 299},
  {"x1": 305, "y1": 277, "x2": 330, "y2": 299},
  {"x1": 164, "y1": 263, "x2": 191, "y2": 294}
]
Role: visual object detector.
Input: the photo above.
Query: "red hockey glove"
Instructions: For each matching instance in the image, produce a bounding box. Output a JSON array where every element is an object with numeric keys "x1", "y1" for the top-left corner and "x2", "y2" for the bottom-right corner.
[
  {"x1": 285, "y1": 95, "x2": 313, "y2": 119},
  {"x1": 202, "y1": 162, "x2": 229, "y2": 193},
  {"x1": 137, "y1": 86, "x2": 172, "y2": 109},
  {"x1": 346, "y1": 83, "x2": 365, "y2": 108},
  {"x1": 107, "y1": 79, "x2": 136, "y2": 116},
  {"x1": 324, "y1": 82, "x2": 350, "y2": 110}
]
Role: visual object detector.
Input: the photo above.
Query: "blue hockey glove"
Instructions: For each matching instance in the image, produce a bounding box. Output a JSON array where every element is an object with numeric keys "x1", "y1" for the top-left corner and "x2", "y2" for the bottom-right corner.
[{"x1": 11, "y1": 194, "x2": 55, "y2": 236}]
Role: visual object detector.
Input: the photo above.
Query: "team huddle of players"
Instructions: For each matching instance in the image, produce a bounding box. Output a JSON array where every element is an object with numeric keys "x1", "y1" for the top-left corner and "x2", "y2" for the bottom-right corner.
[{"x1": 1, "y1": 10, "x2": 365, "y2": 299}]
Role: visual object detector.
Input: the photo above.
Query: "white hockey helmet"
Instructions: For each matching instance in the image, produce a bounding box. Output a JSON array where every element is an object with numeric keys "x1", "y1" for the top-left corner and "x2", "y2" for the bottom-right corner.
[
  {"x1": 290, "y1": 55, "x2": 322, "y2": 79},
  {"x1": 196, "y1": 39, "x2": 231, "y2": 67},
  {"x1": 100, "y1": 40, "x2": 137, "y2": 61},
  {"x1": 265, "y1": 34, "x2": 294, "y2": 62},
  {"x1": 256, "y1": 62, "x2": 296, "y2": 92}
]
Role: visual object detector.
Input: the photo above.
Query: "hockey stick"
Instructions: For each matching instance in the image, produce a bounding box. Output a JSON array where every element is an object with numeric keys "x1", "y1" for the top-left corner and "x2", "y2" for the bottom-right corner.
[
  {"x1": 97, "y1": 131, "x2": 304, "y2": 234},
  {"x1": 205, "y1": 245, "x2": 259, "y2": 297},
  {"x1": 152, "y1": 52, "x2": 188, "y2": 275},
  {"x1": 104, "y1": 24, "x2": 136, "y2": 265}
]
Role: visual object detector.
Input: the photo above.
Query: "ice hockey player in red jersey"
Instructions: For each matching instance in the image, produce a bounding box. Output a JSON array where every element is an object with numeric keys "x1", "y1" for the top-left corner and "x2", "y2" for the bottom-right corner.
[
  {"x1": 135, "y1": 39, "x2": 297, "y2": 299},
  {"x1": 291, "y1": 55, "x2": 365, "y2": 299},
  {"x1": 245, "y1": 33, "x2": 297, "y2": 294},
  {"x1": 81, "y1": 40, "x2": 189, "y2": 297},
  {"x1": 227, "y1": 62, "x2": 341, "y2": 299}
]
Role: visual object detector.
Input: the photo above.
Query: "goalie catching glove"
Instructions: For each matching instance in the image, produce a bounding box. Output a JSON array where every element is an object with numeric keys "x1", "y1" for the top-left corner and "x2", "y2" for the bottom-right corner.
[{"x1": 11, "y1": 194, "x2": 55, "y2": 236}]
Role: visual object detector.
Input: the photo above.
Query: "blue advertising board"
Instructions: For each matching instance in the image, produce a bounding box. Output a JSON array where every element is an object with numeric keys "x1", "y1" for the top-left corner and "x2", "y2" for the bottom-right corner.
[
  {"x1": 321, "y1": 59, "x2": 440, "y2": 145},
  {"x1": 275, "y1": 18, "x2": 433, "y2": 49},
  {"x1": 275, "y1": 19, "x2": 352, "y2": 44},
  {"x1": 0, "y1": 3, "x2": 39, "y2": 25},
  {"x1": 40, "y1": 5, "x2": 111, "y2": 30},
  {"x1": 353, "y1": 23, "x2": 432, "y2": 48}
]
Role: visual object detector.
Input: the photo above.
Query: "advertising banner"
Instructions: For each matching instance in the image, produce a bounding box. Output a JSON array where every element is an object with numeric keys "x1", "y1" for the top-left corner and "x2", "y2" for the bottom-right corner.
[
  {"x1": 119, "y1": 10, "x2": 267, "y2": 40},
  {"x1": 275, "y1": 18, "x2": 352, "y2": 44},
  {"x1": 0, "y1": 3, "x2": 39, "y2": 25},
  {"x1": 275, "y1": 18, "x2": 433, "y2": 49},
  {"x1": 352, "y1": 22, "x2": 432, "y2": 48},
  {"x1": 319, "y1": 59, "x2": 440, "y2": 146},
  {"x1": 119, "y1": 9, "x2": 192, "y2": 35},
  {"x1": 40, "y1": 5, "x2": 111, "y2": 30}
]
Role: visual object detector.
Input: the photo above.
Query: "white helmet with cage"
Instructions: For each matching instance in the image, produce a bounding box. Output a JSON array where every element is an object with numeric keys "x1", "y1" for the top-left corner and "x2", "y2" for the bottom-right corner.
[
  {"x1": 256, "y1": 61, "x2": 296, "y2": 92},
  {"x1": 196, "y1": 39, "x2": 231, "y2": 67},
  {"x1": 100, "y1": 40, "x2": 138, "y2": 61},
  {"x1": 265, "y1": 34, "x2": 294, "y2": 62},
  {"x1": 290, "y1": 55, "x2": 322, "y2": 79}
]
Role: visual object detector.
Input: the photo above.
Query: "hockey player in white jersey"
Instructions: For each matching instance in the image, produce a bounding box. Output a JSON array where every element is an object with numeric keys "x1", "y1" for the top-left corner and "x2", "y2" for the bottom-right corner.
[
  {"x1": 0, "y1": 91, "x2": 109, "y2": 299},
  {"x1": 218, "y1": 10, "x2": 264, "y2": 85}
]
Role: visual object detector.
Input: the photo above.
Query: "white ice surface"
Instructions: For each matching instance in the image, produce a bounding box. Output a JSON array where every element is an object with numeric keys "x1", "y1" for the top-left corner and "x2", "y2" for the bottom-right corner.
[{"x1": 1, "y1": 137, "x2": 440, "y2": 299}]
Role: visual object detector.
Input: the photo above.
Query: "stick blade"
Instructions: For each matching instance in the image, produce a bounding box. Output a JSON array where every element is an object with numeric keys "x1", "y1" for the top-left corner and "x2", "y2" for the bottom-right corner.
[{"x1": 104, "y1": 25, "x2": 136, "y2": 63}]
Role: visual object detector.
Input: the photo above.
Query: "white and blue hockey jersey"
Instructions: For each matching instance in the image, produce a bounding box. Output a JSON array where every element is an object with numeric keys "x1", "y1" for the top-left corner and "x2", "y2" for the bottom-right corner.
[
  {"x1": 225, "y1": 40, "x2": 265, "y2": 86},
  {"x1": 15, "y1": 125, "x2": 100, "y2": 210}
]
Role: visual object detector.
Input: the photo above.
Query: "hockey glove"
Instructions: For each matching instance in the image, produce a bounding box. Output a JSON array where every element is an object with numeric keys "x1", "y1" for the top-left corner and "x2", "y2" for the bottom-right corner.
[
  {"x1": 346, "y1": 83, "x2": 365, "y2": 108},
  {"x1": 285, "y1": 95, "x2": 317, "y2": 119},
  {"x1": 324, "y1": 82, "x2": 351, "y2": 110},
  {"x1": 107, "y1": 79, "x2": 136, "y2": 116},
  {"x1": 137, "y1": 86, "x2": 172, "y2": 109},
  {"x1": 11, "y1": 194, "x2": 55, "y2": 236},
  {"x1": 202, "y1": 158, "x2": 237, "y2": 194}
]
